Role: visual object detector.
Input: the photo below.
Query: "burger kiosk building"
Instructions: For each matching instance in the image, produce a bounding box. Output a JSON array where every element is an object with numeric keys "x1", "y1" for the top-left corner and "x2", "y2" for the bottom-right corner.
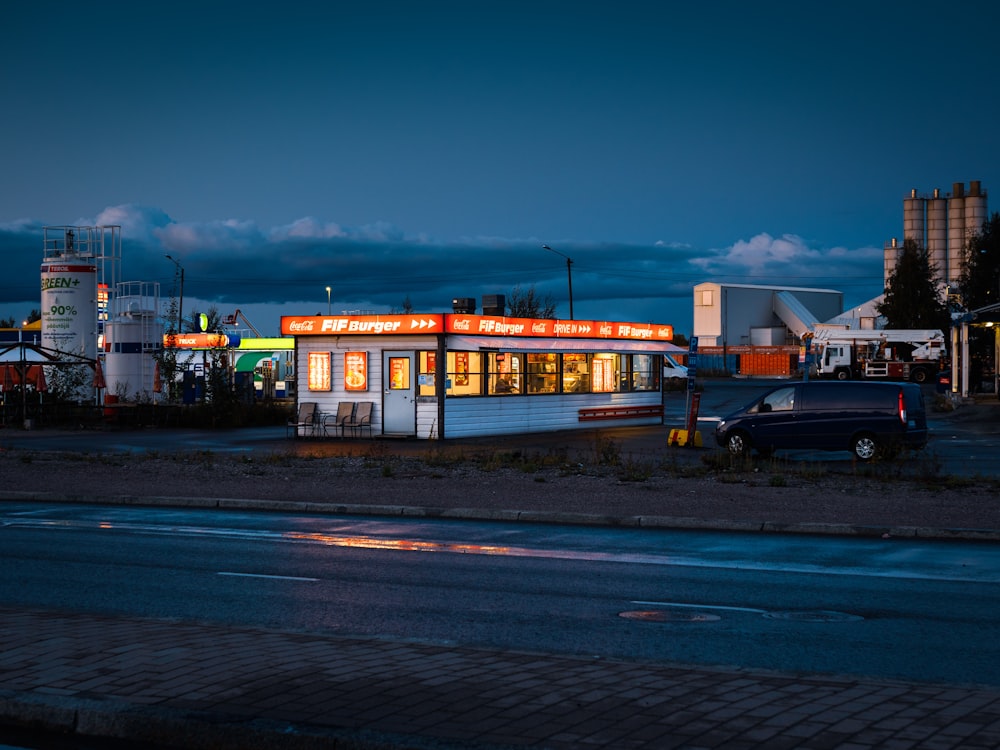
[{"x1": 281, "y1": 312, "x2": 675, "y2": 439}]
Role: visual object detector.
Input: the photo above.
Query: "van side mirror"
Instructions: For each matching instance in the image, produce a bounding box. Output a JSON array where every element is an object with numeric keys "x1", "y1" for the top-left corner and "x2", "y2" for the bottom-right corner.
[{"x1": 760, "y1": 403, "x2": 772, "y2": 413}]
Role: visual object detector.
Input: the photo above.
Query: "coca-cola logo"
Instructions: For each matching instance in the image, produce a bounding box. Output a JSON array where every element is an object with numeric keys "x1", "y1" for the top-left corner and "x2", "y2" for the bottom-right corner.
[
  {"x1": 452, "y1": 319, "x2": 470, "y2": 331},
  {"x1": 287, "y1": 320, "x2": 315, "y2": 332}
]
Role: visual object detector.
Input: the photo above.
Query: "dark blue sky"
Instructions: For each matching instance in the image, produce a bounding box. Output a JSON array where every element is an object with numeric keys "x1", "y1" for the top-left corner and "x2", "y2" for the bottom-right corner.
[{"x1": 2, "y1": 1, "x2": 998, "y2": 334}]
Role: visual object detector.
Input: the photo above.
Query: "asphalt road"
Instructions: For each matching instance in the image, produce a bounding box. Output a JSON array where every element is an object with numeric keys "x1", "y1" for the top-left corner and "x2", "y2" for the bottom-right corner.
[{"x1": 3, "y1": 501, "x2": 999, "y2": 687}]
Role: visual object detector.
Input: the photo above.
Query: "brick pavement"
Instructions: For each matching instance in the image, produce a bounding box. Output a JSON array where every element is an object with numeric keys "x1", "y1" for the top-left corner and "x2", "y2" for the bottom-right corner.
[{"x1": 2, "y1": 606, "x2": 999, "y2": 749}]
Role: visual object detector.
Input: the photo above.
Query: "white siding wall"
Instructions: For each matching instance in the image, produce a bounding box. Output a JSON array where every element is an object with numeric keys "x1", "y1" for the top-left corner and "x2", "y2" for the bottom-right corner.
[
  {"x1": 295, "y1": 335, "x2": 437, "y2": 436},
  {"x1": 416, "y1": 400, "x2": 441, "y2": 440},
  {"x1": 293, "y1": 335, "x2": 662, "y2": 439},
  {"x1": 443, "y1": 391, "x2": 660, "y2": 439}
]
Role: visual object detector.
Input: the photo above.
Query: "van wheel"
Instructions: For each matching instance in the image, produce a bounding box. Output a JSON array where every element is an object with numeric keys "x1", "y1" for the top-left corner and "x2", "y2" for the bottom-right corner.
[
  {"x1": 726, "y1": 431, "x2": 751, "y2": 457},
  {"x1": 852, "y1": 433, "x2": 878, "y2": 461}
]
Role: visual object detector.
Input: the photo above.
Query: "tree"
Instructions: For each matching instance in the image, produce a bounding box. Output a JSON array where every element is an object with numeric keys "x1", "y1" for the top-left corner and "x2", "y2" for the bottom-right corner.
[
  {"x1": 958, "y1": 212, "x2": 1000, "y2": 390},
  {"x1": 0, "y1": 310, "x2": 40, "y2": 328},
  {"x1": 390, "y1": 296, "x2": 414, "y2": 314},
  {"x1": 506, "y1": 284, "x2": 556, "y2": 318},
  {"x1": 184, "y1": 306, "x2": 224, "y2": 334},
  {"x1": 877, "y1": 239, "x2": 949, "y2": 330},
  {"x1": 960, "y1": 212, "x2": 1000, "y2": 313}
]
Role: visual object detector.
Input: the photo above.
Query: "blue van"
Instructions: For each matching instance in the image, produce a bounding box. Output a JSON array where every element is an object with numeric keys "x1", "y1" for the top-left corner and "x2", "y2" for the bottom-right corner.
[{"x1": 715, "y1": 381, "x2": 928, "y2": 461}]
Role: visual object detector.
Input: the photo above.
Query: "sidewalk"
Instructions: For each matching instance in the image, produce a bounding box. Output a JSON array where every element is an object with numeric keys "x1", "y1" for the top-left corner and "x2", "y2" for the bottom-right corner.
[{"x1": 3, "y1": 605, "x2": 1000, "y2": 749}]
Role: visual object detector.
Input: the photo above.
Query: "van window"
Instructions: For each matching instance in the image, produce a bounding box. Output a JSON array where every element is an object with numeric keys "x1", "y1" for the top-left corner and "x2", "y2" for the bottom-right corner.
[
  {"x1": 756, "y1": 386, "x2": 795, "y2": 413},
  {"x1": 903, "y1": 385, "x2": 925, "y2": 414},
  {"x1": 799, "y1": 383, "x2": 891, "y2": 410}
]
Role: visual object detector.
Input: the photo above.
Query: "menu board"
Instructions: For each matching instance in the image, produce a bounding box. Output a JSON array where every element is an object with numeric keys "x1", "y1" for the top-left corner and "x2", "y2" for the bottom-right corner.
[
  {"x1": 592, "y1": 356, "x2": 616, "y2": 392},
  {"x1": 307, "y1": 351, "x2": 331, "y2": 391},
  {"x1": 344, "y1": 351, "x2": 368, "y2": 391}
]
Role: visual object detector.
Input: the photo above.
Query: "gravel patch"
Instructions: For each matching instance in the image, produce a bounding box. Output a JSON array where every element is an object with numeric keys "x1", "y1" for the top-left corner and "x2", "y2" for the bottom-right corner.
[{"x1": 1, "y1": 446, "x2": 996, "y2": 535}]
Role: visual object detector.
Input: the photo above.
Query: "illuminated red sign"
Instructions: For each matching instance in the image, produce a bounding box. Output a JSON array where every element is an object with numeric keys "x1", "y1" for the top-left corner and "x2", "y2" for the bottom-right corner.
[
  {"x1": 281, "y1": 314, "x2": 443, "y2": 336},
  {"x1": 281, "y1": 313, "x2": 673, "y2": 341},
  {"x1": 445, "y1": 315, "x2": 673, "y2": 341},
  {"x1": 308, "y1": 351, "x2": 331, "y2": 391},
  {"x1": 163, "y1": 333, "x2": 239, "y2": 349},
  {"x1": 345, "y1": 351, "x2": 368, "y2": 391}
]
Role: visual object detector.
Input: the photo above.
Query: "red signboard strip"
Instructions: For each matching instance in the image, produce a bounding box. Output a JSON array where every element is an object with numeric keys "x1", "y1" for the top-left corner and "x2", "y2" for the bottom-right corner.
[{"x1": 281, "y1": 314, "x2": 672, "y2": 341}]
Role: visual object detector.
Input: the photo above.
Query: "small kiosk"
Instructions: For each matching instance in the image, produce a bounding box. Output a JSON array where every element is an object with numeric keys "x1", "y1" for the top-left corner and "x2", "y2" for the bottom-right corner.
[{"x1": 281, "y1": 312, "x2": 675, "y2": 439}]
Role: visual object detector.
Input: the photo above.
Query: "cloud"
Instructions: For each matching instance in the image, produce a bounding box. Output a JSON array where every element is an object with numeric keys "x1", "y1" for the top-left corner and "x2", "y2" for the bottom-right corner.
[
  {"x1": 690, "y1": 232, "x2": 883, "y2": 293},
  {"x1": 269, "y1": 217, "x2": 347, "y2": 241},
  {"x1": 157, "y1": 218, "x2": 263, "y2": 252},
  {"x1": 93, "y1": 205, "x2": 173, "y2": 245},
  {"x1": 0, "y1": 206, "x2": 888, "y2": 334}
]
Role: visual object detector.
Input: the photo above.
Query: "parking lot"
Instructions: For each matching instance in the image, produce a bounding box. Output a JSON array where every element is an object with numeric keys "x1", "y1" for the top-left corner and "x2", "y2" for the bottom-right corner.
[{"x1": 2, "y1": 379, "x2": 997, "y2": 479}]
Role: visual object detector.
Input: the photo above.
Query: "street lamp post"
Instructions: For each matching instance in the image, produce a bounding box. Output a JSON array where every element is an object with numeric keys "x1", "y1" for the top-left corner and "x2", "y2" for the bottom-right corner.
[
  {"x1": 326, "y1": 286, "x2": 332, "y2": 315},
  {"x1": 165, "y1": 255, "x2": 185, "y2": 333},
  {"x1": 542, "y1": 245, "x2": 574, "y2": 320}
]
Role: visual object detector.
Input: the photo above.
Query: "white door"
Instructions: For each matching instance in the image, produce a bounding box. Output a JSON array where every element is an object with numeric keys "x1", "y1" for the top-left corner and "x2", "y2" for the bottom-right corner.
[{"x1": 382, "y1": 352, "x2": 416, "y2": 435}]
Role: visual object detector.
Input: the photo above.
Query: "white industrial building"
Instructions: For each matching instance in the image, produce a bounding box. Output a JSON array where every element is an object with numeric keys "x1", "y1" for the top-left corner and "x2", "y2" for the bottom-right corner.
[
  {"x1": 695, "y1": 180, "x2": 990, "y2": 350},
  {"x1": 692, "y1": 283, "x2": 846, "y2": 347}
]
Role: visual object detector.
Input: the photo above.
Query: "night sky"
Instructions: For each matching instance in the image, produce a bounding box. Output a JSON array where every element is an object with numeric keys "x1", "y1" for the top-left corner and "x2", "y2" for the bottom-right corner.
[{"x1": 3, "y1": 1, "x2": 998, "y2": 335}]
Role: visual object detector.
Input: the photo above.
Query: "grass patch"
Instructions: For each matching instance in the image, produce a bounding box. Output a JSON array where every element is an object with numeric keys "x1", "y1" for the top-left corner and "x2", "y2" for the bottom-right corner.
[
  {"x1": 617, "y1": 455, "x2": 654, "y2": 482},
  {"x1": 592, "y1": 433, "x2": 622, "y2": 466}
]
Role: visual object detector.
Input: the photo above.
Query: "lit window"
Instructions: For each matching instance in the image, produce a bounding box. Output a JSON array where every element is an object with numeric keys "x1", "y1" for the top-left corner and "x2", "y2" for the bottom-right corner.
[
  {"x1": 488, "y1": 352, "x2": 522, "y2": 395},
  {"x1": 446, "y1": 351, "x2": 483, "y2": 396},
  {"x1": 563, "y1": 353, "x2": 590, "y2": 393},
  {"x1": 526, "y1": 353, "x2": 558, "y2": 394}
]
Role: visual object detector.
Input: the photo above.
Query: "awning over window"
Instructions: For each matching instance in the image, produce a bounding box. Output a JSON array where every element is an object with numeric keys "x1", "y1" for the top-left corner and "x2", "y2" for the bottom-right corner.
[{"x1": 445, "y1": 336, "x2": 683, "y2": 354}]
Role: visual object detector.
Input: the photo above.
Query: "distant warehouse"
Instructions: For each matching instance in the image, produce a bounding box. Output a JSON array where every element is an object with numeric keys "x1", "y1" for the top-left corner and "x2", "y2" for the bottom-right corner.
[{"x1": 693, "y1": 282, "x2": 844, "y2": 347}]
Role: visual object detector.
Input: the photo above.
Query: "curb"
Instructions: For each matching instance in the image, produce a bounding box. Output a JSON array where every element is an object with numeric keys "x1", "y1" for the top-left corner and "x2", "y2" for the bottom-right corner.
[
  {"x1": 0, "y1": 690, "x2": 478, "y2": 750},
  {"x1": 2, "y1": 490, "x2": 998, "y2": 541}
]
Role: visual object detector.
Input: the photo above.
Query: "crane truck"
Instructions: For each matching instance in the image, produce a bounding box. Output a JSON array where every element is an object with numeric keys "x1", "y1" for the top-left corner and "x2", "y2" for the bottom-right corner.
[{"x1": 811, "y1": 328, "x2": 946, "y2": 383}]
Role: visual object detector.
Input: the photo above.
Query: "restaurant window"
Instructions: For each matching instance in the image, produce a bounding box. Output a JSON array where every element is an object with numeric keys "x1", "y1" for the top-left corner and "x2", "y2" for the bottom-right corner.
[
  {"x1": 591, "y1": 353, "x2": 621, "y2": 393},
  {"x1": 526, "y1": 353, "x2": 558, "y2": 394},
  {"x1": 446, "y1": 351, "x2": 483, "y2": 396},
  {"x1": 630, "y1": 354, "x2": 659, "y2": 391},
  {"x1": 417, "y1": 351, "x2": 436, "y2": 397},
  {"x1": 562, "y1": 353, "x2": 590, "y2": 393},
  {"x1": 488, "y1": 352, "x2": 522, "y2": 395}
]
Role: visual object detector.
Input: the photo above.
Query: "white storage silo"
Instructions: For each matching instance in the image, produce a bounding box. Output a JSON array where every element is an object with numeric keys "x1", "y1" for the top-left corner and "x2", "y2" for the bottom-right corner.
[
  {"x1": 927, "y1": 190, "x2": 948, "y2": 279},
  {"x1": 40, "y1": 228, "x2": 98, "y2": 359},
  {"x1": 964, "y1": 180, "x2": 988, "y2": 254},
  {"x1": 883, "y1": 238, "x2": 901, "y2": 288},
  {"x1": 903, "y1": 189, "x2": 925, "y2": 245},
  {"x1": 947, "y1": 182, "x2": 967, "y2": 285},
  {"x1": 104, "y1": 282, "x2": 163, "y2": 402}
]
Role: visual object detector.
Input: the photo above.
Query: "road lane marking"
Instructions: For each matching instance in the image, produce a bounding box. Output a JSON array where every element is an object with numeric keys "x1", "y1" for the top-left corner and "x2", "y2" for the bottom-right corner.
[
  {"x1": 218, "y1": 572, "x2": 319, "y2": 582},
  {"x1": 632, "y1": 600, "x2": 768, "y2": 614}
]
